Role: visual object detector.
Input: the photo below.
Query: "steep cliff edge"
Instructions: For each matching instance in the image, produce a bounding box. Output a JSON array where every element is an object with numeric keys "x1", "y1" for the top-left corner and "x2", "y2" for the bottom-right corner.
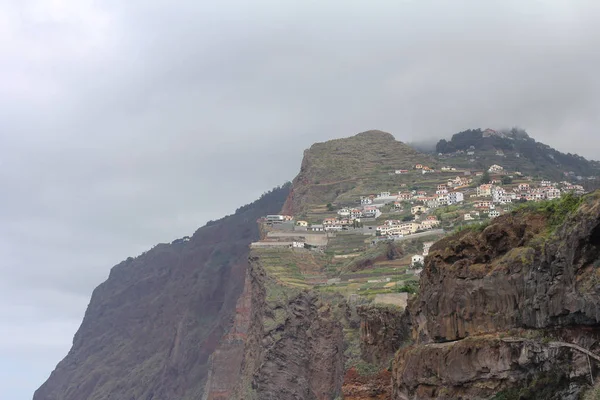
[
  {"x1": 282, "y1": 130, "x2": 435, "y2": 215},
  {"x1": 393, "y1": 192, "x2": 600, "y2": 399},
  {"x1": 34, "y1": 185, "x2": 290, "y2": 400},
  {"x1": 232, "y1": 253, "x2": 347, "y2": 400}
]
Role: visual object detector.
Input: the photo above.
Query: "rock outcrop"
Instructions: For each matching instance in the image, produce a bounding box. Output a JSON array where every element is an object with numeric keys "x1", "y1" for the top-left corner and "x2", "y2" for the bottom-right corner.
[
  {"x1": 393, "y1": 193, "x2": 600, "y2": 399},
  {"x1": 358, "y1": 304, "x2": 411, "y2": 367},
  {"x1": 233, "y1": 254, "x2": 346, "y2": 400}
]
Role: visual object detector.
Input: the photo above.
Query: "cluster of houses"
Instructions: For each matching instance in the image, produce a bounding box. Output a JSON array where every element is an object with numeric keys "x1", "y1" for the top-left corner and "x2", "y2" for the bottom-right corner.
[
  {"x1": 376, "y1": 216, "x2": 440, "y2": 238},
  {"x1": 469, "y1": 177, "x2": 586, "y2": 219},
  {"x1": 403, "y1": 184, "x2": 466, "y2": 210}
]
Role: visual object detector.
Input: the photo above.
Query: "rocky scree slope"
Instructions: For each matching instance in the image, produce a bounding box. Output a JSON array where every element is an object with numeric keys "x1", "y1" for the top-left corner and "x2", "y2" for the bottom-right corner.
[
  {"x1": 33, "y1": 185, "x2": 290, "y2": 400},
  {"x1": 394, "y1": 192, "x2": 600, "y2": 399}
]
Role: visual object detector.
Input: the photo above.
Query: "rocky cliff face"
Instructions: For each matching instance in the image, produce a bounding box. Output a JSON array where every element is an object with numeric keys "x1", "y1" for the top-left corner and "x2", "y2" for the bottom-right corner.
[
  {"x1": 393, "y1": 192, "x2": 600, "y2": 399},
  {"x1": 34, "y1": 185, "x2": 290, "y2": 400},
  {"x1": 232, "y1": 254, "x2": 347, "y2": 400},
  {"x1": 358, "y1": 304, "x2": 411, "y2": 367}
]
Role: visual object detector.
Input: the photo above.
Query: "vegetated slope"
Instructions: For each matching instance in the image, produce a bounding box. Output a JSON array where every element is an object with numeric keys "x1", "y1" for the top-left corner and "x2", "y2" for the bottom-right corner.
[
  {"x1": 282, "y1": 130, "x2": 437, "y2": 215},
  {"x1": 33, "y1": 184, "x2": 290, "y2": 400},
  {"x1": 393, "y1": 192, "x2": 600, "y2": 399},
  {"x1": 434, "y1": 128, "x2": 600, "y2": 179}
]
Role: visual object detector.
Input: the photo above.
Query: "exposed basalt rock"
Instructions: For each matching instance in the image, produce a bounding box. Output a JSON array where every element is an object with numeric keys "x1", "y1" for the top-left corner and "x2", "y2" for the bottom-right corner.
[
  {"x1": 342, "y1": 368, "x2": 393, "y2": 400},
  {"x1": 358, "y1": 304, "x2": 411, "y2": 366},
  {"x1": 414, "y1": 196, "x2": 600, "y2": 343},
  {"x1": 393, "y1": 193, "x2": 600, "y2": 399},
  {"x1": 233, "y1": 255, "x2": 346, "y2": 400}
]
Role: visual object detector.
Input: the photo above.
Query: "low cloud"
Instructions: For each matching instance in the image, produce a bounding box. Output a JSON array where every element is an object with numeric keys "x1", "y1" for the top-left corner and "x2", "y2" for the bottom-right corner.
[{"x1": 2, "y1": 1, "x2": 599, "y2": 398}]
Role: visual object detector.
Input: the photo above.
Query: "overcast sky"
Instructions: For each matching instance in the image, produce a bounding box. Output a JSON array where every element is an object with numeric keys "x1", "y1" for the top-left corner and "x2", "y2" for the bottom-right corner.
[{"x1": 2, "y1": 0, "x2": 600, "y2": 398}]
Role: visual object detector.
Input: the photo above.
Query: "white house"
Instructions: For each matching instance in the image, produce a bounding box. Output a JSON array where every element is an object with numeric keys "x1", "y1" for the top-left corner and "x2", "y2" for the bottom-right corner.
[
  {"x1": 488, "y1": 164, "x2": 504, "y2": 173},
  {"x1": 350, "y1": 209, "x2": 363, "y2": 219},
  {"x1": 489, "y1": 210, "x2": 501, "y2": 218},
  {"x1": 447, "y1": 191, "x2": 464, "y2": 205},
  {"x1": 411, "y1": 255, "x2": 425, "y2": 267},
  {"x1": 337, "y1": 208, "x2": 351, "y2": 217},
  {"x1": 363, "y1": 207, "x2": 382, "y2": 219},
  {"x1": 310, "y1": 224, "x2": 324, "y2": 232},
  {"x1": 546, "y1": 188, "x2": 561, "y2": 200},
  {"x1": 292, "y1": 241, "x2": 305, "y2": 248},
  {"x1": 325, "y1": 224, "x2": 343, "y2": 231},
  {"x1": 411, "y1": 205, "x2": 428, "y2": 215},
  {"x1": 477, "y1": 184, "x2": 493, "y2": 197},
  {"x1": 360, "y1": 196, "x2": 373, "y2": 205}
]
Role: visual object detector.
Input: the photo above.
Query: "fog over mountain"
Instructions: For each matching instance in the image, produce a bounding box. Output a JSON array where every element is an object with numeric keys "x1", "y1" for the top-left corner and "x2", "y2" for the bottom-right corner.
[{"x1": 1, "y1": 1, "x2": 600, "y2": 398}]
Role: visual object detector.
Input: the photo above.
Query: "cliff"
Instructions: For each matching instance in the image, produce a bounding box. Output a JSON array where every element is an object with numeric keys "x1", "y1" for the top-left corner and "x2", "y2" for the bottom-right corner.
[
  {"x1": 232, "y1": 253, "x2": 347, "y2": 400},
  {"x1": 393, "y1": 192, "x2": 600, "y2": 399},
  {"x1": 34, "y1": 184, "x2": 290, "y2": 400}
]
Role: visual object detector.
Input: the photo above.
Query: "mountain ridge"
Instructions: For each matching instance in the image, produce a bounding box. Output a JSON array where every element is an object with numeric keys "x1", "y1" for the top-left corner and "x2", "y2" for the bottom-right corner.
[{"x1": 34, "y1": 129, "x2": 600, "y2": 400}]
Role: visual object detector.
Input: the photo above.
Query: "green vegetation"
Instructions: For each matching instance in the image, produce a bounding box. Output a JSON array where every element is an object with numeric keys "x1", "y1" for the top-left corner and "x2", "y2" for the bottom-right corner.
[
  {"x1": 353, "y1": 360, "x2": 380, "y2": 377},
  {"x1": 515, "y1": 192, "x2": 583, "y2": 230},
  {"x1": 394, "y1": 281, "x2": 418, "y2": 294},
  {"x1": 480, "y1": 170, "x2": 491, "y2": 184},
  {"x1": 452, "y1": 220, "x2": 490, "y2": 234},
  {"x1": 491, "y1": 370, "x2": 567, "y2": 400},
  {"x1": 583, "y1": 381, "x2": 600, "y2": 400}
]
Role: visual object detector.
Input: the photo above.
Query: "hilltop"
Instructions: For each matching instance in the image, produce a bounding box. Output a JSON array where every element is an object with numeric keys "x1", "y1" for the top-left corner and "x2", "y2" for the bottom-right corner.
[
  {"x1": 282, "y1": 130, "x2": 437, "y2": 215},
  {"x1": 434, "y1": 128, "x2": 600, "y2": 180}
]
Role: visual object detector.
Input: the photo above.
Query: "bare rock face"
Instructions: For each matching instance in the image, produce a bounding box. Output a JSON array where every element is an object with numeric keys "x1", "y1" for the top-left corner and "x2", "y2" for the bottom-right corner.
[
  {"x1": 342, "y1": 368, "x2": 394, "y2": 400},
  {"x1": 358, "y1": 304, "x2": 411, "y2": 367},
  {"x1": 393, "y1": 193, "x2": 600, "y2": 399},
  {"x1": 394, "y1": 333, "x2": 595, "y2": 400},
  {"x1": 233, "y1": 256, "x2": 346, "y2": 400},
  {"x1": 34, "y1": 185, "x2": 290, "y2": 400}
]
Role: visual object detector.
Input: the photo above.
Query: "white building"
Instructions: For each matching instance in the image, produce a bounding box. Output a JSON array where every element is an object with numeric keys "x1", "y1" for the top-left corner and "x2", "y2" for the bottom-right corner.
[
  {"x1": 489, "y1": 210, "x2": 501, "y2": 218},
  {"x1": 546, "y1": 188, "x2": 562, "y2": 200},
  {"x1": 447, "y1": 191, "x2": 464, "y2": 205},
  {"x1": 488, "y1": 164, "x2": 504, "y2": 173},
  {"x1": 477, "y1": 184, "x2": 493, "y2": 197},
  {"x1": 337, "y1": 208, "x2": 351, "y2": 217},
  {"x1": 411, "y1": 255, "x2": 425, "y2": 267},
  {"x1": 360, "y1": 196, "x2": 373, "y2": 205}
]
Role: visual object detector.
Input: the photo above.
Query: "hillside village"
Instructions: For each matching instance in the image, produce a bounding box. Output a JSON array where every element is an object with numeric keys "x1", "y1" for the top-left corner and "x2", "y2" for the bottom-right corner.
[{"x1": 249, "y1": 158, "x2": 588, "y2": 307}]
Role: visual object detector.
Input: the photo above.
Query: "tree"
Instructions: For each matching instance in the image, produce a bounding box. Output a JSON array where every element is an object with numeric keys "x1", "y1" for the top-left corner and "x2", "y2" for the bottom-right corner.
[
  {"x1": 501, "y1": 176, "x2": 513, "y2": 185},
  {"x1": 402, "y1": 214, "x2": 414, "y2": 221},
  {"x1": 326, "y1": 203, "x2": 334, "y2": 212},
  {"x1": 480, "y1": 170, "x2": 491, "y2": 184}
]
